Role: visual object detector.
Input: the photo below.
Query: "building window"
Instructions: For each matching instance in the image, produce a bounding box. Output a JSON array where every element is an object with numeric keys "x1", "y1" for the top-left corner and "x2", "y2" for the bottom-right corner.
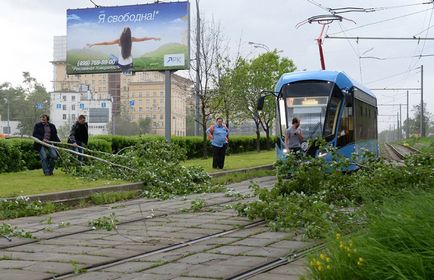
[
  {"x1": 56, "y1": 104, "x2": 61, "y2": 109},
  {"x1": 63, "y1": 114, "x2": 67, "y2": 120},
  {"x1": 62, "y1": 96, "x2": 67, "y2": 101},
  {"x1": 71, "y1": 104, "x2": 75, "y2": 110},
  {"x1": 63, "y1": 105, "x2": 67, "y2": 110},
  {"x1": 72, "y1": 114, "x2": 76, "y2": 120},
  {"x1": 72, "y1": 95, "x2": 76, "y2": 101},
  {"x1": 101, "y1": 102, "x2": 106, "y2": 108}
]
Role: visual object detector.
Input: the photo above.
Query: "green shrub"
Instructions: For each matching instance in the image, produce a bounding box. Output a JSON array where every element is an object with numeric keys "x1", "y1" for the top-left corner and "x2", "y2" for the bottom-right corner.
[
  {"x1": 87, "y1": 138, "x2": 112, "y2": 153},
  {"x1": 0, "y1": 135, "x2": 276, "y2": 173},
  {"x1": 0, "y1": 139, "x2": 38, "y2": 173}
]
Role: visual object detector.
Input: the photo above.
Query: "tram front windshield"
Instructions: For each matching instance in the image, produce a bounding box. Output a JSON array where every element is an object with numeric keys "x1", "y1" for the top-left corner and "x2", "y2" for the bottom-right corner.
[{"x1": 279, "y1": 81, "x2": 334, "y2": 141}]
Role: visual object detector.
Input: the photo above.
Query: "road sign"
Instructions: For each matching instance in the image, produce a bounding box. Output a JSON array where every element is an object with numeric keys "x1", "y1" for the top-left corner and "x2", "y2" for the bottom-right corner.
[{"x1": 36, "y1": 103, "x2": 44, "y2": 109}]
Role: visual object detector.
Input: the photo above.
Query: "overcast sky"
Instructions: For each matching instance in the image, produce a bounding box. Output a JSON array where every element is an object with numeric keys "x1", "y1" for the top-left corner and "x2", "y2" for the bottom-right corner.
[{"x1": 1, "y1": 0, "x2": 434, "y2": 131}]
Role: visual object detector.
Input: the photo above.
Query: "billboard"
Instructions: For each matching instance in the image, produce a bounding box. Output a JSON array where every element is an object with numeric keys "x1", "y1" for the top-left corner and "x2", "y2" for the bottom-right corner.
[{"x1": 67, "y1": 2, "x2": 189, "y2": 74}]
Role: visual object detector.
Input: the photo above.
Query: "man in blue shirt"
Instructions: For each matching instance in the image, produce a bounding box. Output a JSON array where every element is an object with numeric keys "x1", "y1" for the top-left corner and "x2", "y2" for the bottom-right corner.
[{"x1": 206, "y1": 117, "x2": 229, "y2": 169}]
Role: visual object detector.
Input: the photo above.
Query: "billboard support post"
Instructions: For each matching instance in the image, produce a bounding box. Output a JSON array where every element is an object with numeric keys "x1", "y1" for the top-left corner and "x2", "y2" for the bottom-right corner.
[
  {"x1": 165, "y1": 70, "x2": 172, "y2": 142},
  {"x1": 194, "y1": 0, "x2": 201, "y2": 136}
]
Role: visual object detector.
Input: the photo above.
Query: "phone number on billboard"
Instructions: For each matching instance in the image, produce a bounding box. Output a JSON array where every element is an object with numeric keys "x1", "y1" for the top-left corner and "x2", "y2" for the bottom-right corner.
[{"x1": 76, "y1": 59, "x2": 115, "y2": 66}]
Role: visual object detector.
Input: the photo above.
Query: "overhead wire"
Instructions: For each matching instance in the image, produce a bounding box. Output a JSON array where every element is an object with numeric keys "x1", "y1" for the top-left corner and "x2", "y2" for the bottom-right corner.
[
  {"x1": 365, "y1": 68, "x2": 419, "y2": 85},
  {"x1": 328, "y1": 7, "x2": 433, "y2": 36}
]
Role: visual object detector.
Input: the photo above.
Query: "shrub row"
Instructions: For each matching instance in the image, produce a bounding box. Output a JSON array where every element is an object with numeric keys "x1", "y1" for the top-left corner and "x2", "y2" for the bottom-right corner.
[
  {"x1": 0, "y1": 139, "x2": 39, "y2": 173},
  {"x1": 0, "y1": 135, "x2": 276, "y2": 173},
  {"x1": 93, "y1": 135, "x2": 276, "y2": 158}
]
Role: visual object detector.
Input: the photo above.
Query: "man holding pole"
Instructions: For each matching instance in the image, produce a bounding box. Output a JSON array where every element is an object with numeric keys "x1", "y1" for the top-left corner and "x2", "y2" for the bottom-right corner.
[{"x1": 32, "y1": 114, "x2": 60, "y2": 176}]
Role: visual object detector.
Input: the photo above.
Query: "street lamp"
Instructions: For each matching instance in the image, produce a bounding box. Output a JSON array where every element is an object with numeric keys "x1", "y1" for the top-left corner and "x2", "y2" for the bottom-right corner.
[{"x1": 248, "y1": 41, "x2": 270, "y2": 52}]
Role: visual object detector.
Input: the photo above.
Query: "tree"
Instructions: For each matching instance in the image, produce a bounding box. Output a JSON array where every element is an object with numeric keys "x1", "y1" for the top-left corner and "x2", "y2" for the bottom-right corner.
[
  {"x1": 0, "y1": 83, "x2": 27, "y2": 133},
  {"x1": 402, "y1": 103, "x2": 432, "y2": 137},
  {"x1": 232, "y1": 52, "x2": 296, "y2": 151},
  {"x1": 191, "y1": 16, "x2": 226, "y2": 158},
  {"x1": 16, "y1": 73, "x2": 50, "y2": 136},
  {"x1": 108, "y1": 116, "x2": 140, "y2": 136},
  {"x1": 211, "y1": 55, "x2": 241, "y2": 130},
  {"x1": 138, "y1": 117, "x2": 152, "y2": 135}
]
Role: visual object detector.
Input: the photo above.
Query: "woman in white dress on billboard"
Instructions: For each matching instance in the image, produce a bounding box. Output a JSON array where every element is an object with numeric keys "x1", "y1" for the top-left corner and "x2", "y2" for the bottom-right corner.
[{"x1": 87, "y1": 27, "x2": 160, "y2": 74}]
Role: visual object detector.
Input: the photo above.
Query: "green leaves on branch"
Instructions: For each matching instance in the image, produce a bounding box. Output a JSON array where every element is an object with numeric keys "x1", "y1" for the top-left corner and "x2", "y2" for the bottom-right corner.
[
  {"x1": 237, "y1": 146, "x2": 434, "y2": 239},
  {"x1": 62, "y1": 141, "x2": 214, "y2": 200}
]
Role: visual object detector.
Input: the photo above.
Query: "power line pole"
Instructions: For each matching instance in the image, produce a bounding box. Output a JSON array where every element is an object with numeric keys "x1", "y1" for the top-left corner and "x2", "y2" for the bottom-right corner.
[
  {"x1": 399, "y1": 104, "x2": 402, "y2": 140},
  {"x1": 406, "y1": 90, "x2": 409, "y2": 139},
  {"x1": 420, "y1": 65, "x2": 425, "y2": 137}
]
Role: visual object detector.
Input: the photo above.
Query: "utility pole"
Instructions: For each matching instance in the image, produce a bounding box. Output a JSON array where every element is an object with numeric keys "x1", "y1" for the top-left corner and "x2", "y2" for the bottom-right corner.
[
  {"x1": 397, "y1": 112, "x2": 400, "y2": 140},
  {"x1": 420, "y1": 65, "x2": 424, "y2": 137},
  {"x1": 399, "y1": 104, "x2": 402, "y2": 140},
  {"x1": 194, "y1": 0, "x2": 200, "y2": 136},
  {"x1": 6, "y1": 96, "x2": 10, "y2": 134},
  {"x1": 406, "y1": 91, "x2": 409, "y2": 139}
]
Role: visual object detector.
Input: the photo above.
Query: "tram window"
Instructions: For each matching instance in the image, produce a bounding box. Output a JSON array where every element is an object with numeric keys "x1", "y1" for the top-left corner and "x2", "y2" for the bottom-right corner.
[
  {"x1": 354, "y1": 99, "x2": 376, "y2": 141},
  {"x1": 337, "y1": 106, "x2": 354, "y2": 147},
  {"x1": 324, "y1": 86, "x2": 342, "y2": 138}
]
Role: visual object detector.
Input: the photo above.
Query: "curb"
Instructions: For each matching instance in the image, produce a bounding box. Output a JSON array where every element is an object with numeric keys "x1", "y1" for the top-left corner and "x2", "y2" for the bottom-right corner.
[{"x1": 7, "y1": 164, "x2": 274, "y2": 203}]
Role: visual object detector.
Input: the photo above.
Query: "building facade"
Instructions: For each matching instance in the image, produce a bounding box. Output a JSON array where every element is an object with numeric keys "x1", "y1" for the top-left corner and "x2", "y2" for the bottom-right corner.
[
  {"x1": 51, "y1": 36, "x2": 192, "y2": 136},
  {"x1": 49, "y1": 90, "x2": 112, "y2": 136}
]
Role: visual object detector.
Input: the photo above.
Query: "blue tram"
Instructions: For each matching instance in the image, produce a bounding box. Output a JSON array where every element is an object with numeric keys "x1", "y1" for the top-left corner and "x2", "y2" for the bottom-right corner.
[{"x1": 269, "y1": 70, "x2": 378, "y2": 165}]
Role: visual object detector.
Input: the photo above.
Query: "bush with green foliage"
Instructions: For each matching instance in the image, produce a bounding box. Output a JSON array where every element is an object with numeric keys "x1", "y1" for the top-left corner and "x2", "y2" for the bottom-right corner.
[
  {"x1": 0, "y1": 139, "x2": 39, "y2": 172},
  {"x1": 62, "y1": 141, "x2": 219, "y2": 199},
  {"x1": 237, "y1": 146, "x2": 434, "y2": 239},
  {"x1": 0, "y1": 135, "x2": 276, "y2": 173}
]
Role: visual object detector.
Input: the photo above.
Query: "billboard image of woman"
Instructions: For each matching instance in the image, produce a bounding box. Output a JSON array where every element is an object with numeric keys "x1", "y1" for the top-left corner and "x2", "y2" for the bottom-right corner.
[{"x1": 67, "y1": 2, "x2": 189, "y2": 74}]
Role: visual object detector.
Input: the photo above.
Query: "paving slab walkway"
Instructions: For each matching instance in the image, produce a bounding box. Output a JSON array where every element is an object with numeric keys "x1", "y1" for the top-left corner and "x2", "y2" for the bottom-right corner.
[{"x1": 0, "y1": 176, "x2": 314, "y2": 280}]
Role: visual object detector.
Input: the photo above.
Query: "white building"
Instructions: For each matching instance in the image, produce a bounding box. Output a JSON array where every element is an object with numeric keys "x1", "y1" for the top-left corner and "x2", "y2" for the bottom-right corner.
[
  {"x1": 0, "y1": 115, "x2": 21, "y2": 135},
  {"x1": 50, "y1": 90, "x2": 112, "y2": 136}
]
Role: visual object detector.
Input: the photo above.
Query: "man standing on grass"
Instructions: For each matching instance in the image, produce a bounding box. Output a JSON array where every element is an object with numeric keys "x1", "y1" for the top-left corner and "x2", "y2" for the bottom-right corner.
[
  {"x1": 32, "y1": 114, "x2": 60, "y2": 176},
  {"x1": 206, "y1": 117, "x2": 229, "y2": 169}
]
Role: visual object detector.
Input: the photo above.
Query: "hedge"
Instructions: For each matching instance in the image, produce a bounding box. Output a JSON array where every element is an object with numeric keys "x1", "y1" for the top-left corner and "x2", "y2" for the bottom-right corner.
[
  {"x1": 0, "y1": 135, "x2": 276, "y2": 173},
  {"x1": 0, "y1": 139, "x2": 39, "y2": 173}
]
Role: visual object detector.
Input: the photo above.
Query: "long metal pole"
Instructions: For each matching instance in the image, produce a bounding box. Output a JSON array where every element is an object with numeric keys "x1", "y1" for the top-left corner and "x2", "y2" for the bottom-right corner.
[
  {"x1": 399, "y1": 104, "x2": 402, "y2": 140},
  {"x1": 420, "y1": 65, "x2": 424, "y2": 137},
  {"x1": 165, "y1": 70, "x2": 172, "y2": 142},
  {"x1": 7, "y1": 96, "x2": 10, "y2": 134},
  {"x1": 396, "y1": 113, "x2": 399, "y2": 141},
  {"x1": 194, "y1": 0, "x2": 200, "y2": 136},
  {"x1": 406, "y1": 91, "x2": 409, "y2": 139}
]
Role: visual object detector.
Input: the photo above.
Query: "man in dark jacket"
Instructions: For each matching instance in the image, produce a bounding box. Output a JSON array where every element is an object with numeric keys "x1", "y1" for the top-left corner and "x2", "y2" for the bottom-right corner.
[
  {"x1": 68, "y1": 115, "x2": 88, "y2": 161},
  {"x1": 32, "y1": 114, "x2": 61, "y2": 175}
]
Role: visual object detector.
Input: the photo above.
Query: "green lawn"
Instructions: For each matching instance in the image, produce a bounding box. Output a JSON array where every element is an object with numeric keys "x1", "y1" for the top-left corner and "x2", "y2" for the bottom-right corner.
[
  {"x1": 0, "y1": 170, "x2": 127, "y2": 198},
  {"x1": 183, "y1": 150, "x2": 276, "y2": 173},
  {"x1": 0, "y1": 150, "x2": 276, "y2": 198}
]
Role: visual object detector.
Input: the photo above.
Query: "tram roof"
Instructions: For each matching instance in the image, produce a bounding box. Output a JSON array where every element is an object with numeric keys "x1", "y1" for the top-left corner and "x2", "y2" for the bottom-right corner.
[{"x1": 275, "y1": 70, "x2": 375, "y2": 98}]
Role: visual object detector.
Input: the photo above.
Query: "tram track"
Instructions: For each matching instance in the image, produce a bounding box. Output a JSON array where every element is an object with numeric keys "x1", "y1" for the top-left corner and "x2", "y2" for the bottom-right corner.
[
  {"x1": 48, "y1": 220, "x2": 267, "y2": 280},
  {"x1": 0, "y1": 177, "x2": 276, "y2": 250},
  {"x1": 225, "y1": 241, "x2": 325, "y2": 280},
  {"x1": 384, "y1": 143, "x2": 419, "y2": 161}
]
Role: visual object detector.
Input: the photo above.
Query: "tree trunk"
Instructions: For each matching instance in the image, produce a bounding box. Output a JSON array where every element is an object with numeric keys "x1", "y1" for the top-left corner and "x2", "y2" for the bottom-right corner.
[
  {"x1": 264, "y1": 127, "x2": 271, "y2": 150},
  {"x1": 255, "y1": 122, "x2": 261, "y2": 152},
  {"x1": 202, "y1": 106, "x2": 208, "y2": 159}
]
